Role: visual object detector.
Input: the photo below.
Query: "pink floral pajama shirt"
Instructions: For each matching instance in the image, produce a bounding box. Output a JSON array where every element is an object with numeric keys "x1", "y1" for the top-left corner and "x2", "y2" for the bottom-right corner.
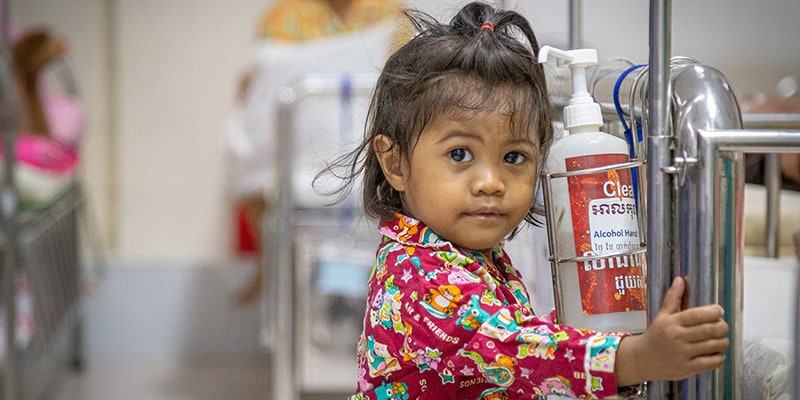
[{"x1": 350, "y1": 214, "x2": 637, "y2": 399}]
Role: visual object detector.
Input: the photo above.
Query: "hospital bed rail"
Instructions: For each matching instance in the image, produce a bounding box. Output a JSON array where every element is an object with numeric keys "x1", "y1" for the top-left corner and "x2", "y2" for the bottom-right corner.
[
  {"x1": 265, "y1": 72, "x2": 379, "y2": 400},
  {"x1": 0, "y1": 24, "x2": 88, "y2": 399},
  {"x1": 553, "y1": 1, "x2": 800, "y2": 398}
]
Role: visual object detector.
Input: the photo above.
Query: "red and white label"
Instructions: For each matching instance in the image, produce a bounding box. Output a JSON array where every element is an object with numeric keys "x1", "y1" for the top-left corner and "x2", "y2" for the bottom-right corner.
[{"x1": 566, "y1": 153, "x2": 646, "y2": 315}]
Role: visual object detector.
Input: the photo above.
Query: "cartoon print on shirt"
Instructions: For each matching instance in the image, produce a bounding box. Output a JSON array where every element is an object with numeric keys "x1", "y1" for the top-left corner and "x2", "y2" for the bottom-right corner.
[
  {"x1": 439, "y1": 367, "x2": 455, "y2": 384},
  {"x1": 375, "y1": 381, "x2": 410, "y2": 400},
  {"x1": 516, "y1": 325, "x2": 556, "y2": 343},
  {"x1": 400, "y1": 268, "x2": 414, "y2": 283},
  {"x1": 517, "y1": 340, "x2": 557, "y2": 360},
  {"x1": 421, "y1": 284, "x2": 463, "y2": 318},
  {"x1": 536, "y1": 375, "x2": 576, "y2": 398},
  {"x1": 447, "y1": 264, "x2": 483, "y2": 285},
  {"x1": 589, "y1": 375, "x2": 605, "y2": 393},
  {"x1": 578, "y1": 334, "x2": 619, "y2": 394},
  {"x1": 375, "y1": 242, "x2": 400, "y2": 281},
  {"x1": 398, "y1": 322, "x2": 417, "y2": 362},
  {"x1": 424, "y1": 267, "x2": 445, "y2": 282},
  {"x1": 459, "y1": 350, "x2": 516, "y2": 387},
  {"x1": 468, "y1": 262, "x2": 498, "y2": 291},
  {"x1": 456, "y1": 294, "x2": 519, "y2": 340},
  {"x1": 505, "y1": 279, "x2": 530, "y2": 307},
  {"x1": 415, "y1": 346, "x2": 442, "y2": 372},
  {"x1": 515, "y1": 326, "x2": 570, "y2": 360},
  {"x1": 356, "y1": 364, "x2": 373, "y2": 394},
  {"x1": 586, "y1": 335, "x2": 617, "y2": 373},
  {"x1": 386, "y1": 214, "x2": 419, "y2": 242},
  {"x1": 479, "y1": 290, "x2": 502, "y2": 307},
  {"x1": 436, "y1": 251, "x2": 472, "y2": 269},
  {"x1": 397, "y1": 248, "x2": 422, "y2": 273},
  {"x1": 370, "y1": 275, "x2": 405, "y2": 333},
  {"x1": 365, "y1": 335, "x2": 401, "y2": 378},
  {"x1": 478, "y1": 386, "x2": 509, "y2": 400}
]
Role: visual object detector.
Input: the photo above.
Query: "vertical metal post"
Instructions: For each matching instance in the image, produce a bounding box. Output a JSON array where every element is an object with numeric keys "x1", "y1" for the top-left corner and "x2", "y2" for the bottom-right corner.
[
  {"x1": 568, "y1": 0, "x2": 582, "y2": 49},
  {"x1": 646, "y1": 0, "x2": 673, "y2": 400},
  {"x1": 646, "y1": 0, "x2": 673, "y2": 398},
  {"x1": 764, "y1": 153, "x2": 781, "y2": 257},
  {"x1": 270, "y1": 86, "x2": 298, "y2": 400},
  {"x1": 1, "y1": 0, "x2": 20, "y2": 396}
]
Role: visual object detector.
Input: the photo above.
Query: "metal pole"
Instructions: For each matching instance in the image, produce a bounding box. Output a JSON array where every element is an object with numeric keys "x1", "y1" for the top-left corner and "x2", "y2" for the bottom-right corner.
[
  {"x1": 1, "y1": 0, "x2": 20, "y2": 396},
  {"x1": 568, "y1": 0, "x2": 582, "y2": 49},
  {"x1": 742, "y1": 113, "x2": 800, "y2": 258},
  {"x1": 270, "y1": 85, "x2": 297, "y2": 400},
  {"x1": 764, "y1": 153, "x2": 781, "y2": 257},
  {"x1": 697, "y1": 128, "x2": 800, "y2": 400},
  {"x1": 646, "y1": 0, "x2": 673, "y2": 398}
]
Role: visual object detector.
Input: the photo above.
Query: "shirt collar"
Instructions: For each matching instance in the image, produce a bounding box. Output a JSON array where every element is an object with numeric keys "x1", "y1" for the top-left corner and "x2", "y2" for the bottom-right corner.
[{"x1": 378, "y1": 213, "x2": 504, "y2": 258}]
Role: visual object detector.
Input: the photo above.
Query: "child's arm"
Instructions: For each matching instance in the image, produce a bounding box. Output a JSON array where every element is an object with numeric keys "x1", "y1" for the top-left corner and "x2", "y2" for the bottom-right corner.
[{"x1": 614, "y1": 277, "x2": 729, "y2": 386}]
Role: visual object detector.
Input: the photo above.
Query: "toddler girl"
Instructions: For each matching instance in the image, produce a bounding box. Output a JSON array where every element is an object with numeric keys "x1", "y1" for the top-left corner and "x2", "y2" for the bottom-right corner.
[{"x1": 321, "y1": 2, "x2": 729, "y2": 398}]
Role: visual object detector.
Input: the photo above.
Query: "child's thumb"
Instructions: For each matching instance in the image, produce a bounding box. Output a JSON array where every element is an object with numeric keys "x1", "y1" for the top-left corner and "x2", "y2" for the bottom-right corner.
[{"x1": 659, "y1": 277, "x2": 685, "y2": 315}]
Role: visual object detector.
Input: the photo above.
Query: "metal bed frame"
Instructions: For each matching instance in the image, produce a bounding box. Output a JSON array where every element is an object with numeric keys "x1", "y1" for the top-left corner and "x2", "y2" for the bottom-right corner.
[
  {"x1": 0, "y1": 9, "x2": 87, "y2": 399},
  {"x1": 266, "y1": 72, "x2": 380, "y2": 400}
]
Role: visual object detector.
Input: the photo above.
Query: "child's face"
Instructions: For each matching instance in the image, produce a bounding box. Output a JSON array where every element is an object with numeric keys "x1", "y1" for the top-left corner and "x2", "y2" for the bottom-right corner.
[{"x1": 382, "y1": 109, "x2": 538, "y2": 255}]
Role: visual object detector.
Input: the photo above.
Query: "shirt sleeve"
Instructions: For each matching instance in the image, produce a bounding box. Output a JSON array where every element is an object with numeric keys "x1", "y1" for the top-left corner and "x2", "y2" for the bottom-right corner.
[{"x1": 384, "y1": 245, "x2": 627, "y2": 398}]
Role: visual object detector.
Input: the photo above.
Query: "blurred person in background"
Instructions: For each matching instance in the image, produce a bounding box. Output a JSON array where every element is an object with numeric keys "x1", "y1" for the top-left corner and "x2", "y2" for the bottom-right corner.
[{"x1": 228, "y1": 0, "x2": 410, "y2": 305}]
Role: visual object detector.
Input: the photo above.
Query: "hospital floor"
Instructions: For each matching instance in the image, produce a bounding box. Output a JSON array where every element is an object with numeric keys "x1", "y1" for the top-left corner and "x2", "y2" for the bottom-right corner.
[
  {"x1": 50, "y1": 358, "x2": 347, "y2": 400},
  {"x1": 43, "y1": 261, "x2": 351, "y2": 400}
]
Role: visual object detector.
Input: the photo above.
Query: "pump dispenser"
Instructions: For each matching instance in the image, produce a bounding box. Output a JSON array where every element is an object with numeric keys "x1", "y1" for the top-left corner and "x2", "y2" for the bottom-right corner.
[{"x1": 539, "y1": 46, "x2": 647, "y2": 333}]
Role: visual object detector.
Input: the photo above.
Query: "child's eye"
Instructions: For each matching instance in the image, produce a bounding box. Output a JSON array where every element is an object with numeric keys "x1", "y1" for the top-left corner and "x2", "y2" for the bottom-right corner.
[
  {"x1": 449, "y1": 148, "x2": 473, "y2": 162},
  {"x1": 504, "y1": 151, "x2": 526, "y2": 165}
]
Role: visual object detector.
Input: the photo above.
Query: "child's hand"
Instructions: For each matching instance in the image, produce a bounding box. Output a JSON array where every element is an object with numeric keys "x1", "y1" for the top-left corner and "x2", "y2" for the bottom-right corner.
[{"x1": 615, "y1": 277, "x2": 729, "y2": 386}]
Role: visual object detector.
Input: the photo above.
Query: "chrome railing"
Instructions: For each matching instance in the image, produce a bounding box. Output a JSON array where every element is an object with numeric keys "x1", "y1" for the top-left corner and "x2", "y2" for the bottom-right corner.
[
  {"x1": 552, "y1": 1, "x2": 800, "y2": 398},
  {"x1": 268, "y1": 72, "x2": 378, "y2": 400}
]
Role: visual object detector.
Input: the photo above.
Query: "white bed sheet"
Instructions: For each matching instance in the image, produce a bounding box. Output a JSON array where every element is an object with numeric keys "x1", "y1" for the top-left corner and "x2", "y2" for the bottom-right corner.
[{"x1": 743, "y1": 256, "x2": 798, "y2": 399}]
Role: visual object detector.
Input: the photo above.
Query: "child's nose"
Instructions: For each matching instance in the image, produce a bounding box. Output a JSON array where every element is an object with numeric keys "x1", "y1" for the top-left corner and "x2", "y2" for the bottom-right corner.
[{"x1": 472, "y1": 166, "x2": 506, "y2": 196}]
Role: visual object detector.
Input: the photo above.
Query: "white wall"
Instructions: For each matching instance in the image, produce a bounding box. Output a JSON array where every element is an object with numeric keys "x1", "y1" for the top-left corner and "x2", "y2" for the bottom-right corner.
[{"x1": 10, "y1": 0, "x2": 800, "y2": 265}]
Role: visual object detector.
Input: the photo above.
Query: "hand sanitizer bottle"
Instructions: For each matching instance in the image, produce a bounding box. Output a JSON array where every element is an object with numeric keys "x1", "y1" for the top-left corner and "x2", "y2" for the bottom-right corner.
[{"x1": 539, "y1": 46, "x2": 647, "y2": 333}]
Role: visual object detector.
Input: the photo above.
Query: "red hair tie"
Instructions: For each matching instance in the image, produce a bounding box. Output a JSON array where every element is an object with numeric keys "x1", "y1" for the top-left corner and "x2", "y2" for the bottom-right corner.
[{"x1": 480, "y1": 21, "x2": 494, "y2": 32}]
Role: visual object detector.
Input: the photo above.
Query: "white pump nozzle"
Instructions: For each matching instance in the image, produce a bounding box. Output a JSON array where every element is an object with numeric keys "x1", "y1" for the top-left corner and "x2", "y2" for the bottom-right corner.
[{"x1": 538, "y1": 46, "x2": 603, "y2": 132}]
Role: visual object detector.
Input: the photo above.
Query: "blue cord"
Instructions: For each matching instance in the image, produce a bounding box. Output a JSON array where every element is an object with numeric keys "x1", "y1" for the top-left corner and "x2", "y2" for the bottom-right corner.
[
  {"x1": 613, "y1": 63, "x2": 647, "y2": 158},
  {"x1": 613, "y1": 64, "x2": 646, "y2": 211}
]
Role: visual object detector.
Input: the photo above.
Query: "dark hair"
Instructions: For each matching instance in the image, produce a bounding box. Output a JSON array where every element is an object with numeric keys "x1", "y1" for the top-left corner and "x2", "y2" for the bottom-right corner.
[{"x1": 317, "y1": 1, "x2": 553, "y2": 226}]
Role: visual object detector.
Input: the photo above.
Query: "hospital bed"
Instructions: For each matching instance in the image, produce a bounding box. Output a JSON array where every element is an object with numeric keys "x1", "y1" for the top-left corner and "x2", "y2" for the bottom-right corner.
[{"x1": 0, "y1": 47, "x2": 89, "y2": 399}]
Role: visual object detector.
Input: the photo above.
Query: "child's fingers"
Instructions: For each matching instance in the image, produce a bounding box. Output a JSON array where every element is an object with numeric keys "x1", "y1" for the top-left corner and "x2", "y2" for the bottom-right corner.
[
  {"x1": 676, "y1": 304, "x2": 726, "y2": 327},
  {"x1": 659, "y1": 277, "x2": 685, "y2": 315},
  {"x1": 680, "y1": 276, "x2": 690, "y2": 311},
  {"x1": 681, "y1": 319, "x2": 729, "y2": 344},
  {"x1": 688, "y1": 351, "x2": 727, "y2": 374},
  {"x1": 687, "y1": 336, "x2": 730, "y2": 359}
]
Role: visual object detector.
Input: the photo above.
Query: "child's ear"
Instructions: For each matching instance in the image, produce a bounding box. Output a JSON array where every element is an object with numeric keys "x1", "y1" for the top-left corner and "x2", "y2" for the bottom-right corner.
[{"x1": 373, "y1": 134, "x2": 407, "y2": 192}]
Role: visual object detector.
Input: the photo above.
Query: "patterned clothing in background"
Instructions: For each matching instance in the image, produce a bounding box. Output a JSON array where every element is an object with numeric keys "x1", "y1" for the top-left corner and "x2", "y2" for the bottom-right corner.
[
  {"x1": 351, "y1": 213, "x2": 632, "y2": 399},
  {"x1": 257, "y1": 0, "x2": 407, "y2": 42}
]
